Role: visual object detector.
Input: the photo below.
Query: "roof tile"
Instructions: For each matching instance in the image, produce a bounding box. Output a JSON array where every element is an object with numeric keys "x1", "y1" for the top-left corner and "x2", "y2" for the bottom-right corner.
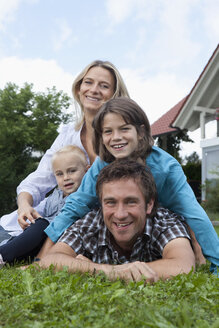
[{"x1": 151, "y1": 96, "x2": 188, "y2": 137}]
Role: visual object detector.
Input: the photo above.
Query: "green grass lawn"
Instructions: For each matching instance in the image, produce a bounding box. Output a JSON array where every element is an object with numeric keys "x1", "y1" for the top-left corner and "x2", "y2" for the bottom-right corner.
[
  {"x1": 1, "y1": 214, "x2": 218, "y2": 327},
  {"x1": 0, "y1": 264, "x2": 218, "y2": 327}
]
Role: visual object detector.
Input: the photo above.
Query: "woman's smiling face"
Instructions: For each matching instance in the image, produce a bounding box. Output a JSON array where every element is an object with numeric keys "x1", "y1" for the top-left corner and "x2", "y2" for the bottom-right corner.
[{"x1": 78, "y1": 66, "x2": 115, "y2": 114}]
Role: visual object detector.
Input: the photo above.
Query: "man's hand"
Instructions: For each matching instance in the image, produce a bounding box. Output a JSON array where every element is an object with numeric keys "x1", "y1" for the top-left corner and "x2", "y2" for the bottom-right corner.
[
  {"x1": 103, "y1": 261, "x2": 158, "y2": 283},
  {"x1": 17, "y1": 205, "x2": 40, "y2": 229}
]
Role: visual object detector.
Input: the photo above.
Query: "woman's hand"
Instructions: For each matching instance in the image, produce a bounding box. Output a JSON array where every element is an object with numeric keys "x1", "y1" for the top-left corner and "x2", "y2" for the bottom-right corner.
[
  {"x1": 17, "y1": 192, "x2": 40, "y2": 229},
  {"x1": 17, "y1": 205, "x2": 40, "y2": 229}
]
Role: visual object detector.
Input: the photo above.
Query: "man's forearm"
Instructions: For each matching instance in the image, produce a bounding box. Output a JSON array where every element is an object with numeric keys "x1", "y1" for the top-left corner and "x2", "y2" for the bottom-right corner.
[
  {"x1": 146, "y1": 257, "x2": 195, "y2": 280},
  {"x1": 37, "y1": 238, "x2": 195, "y2": 282},
  {"x1": 146, "y1": 238, "x2": 196, "y2": 280},
  {"x1": 38, "y1": 252, "x2": 111, "y2": 276},
  {"x1": 38, "y1": 253, "x2": 158, "y2": 283}
]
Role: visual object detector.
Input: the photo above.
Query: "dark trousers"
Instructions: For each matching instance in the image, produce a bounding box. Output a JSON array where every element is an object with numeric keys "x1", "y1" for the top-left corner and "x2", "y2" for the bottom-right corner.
[
  {"x1": 0, "y1": 218, "x2": 49, "y2": 264},
  {"x1": 0, "y1": 225, "x2": 11, "y2": 243}
]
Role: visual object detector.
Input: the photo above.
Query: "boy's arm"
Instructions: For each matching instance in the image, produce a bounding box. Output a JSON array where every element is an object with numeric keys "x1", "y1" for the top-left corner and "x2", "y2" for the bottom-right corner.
[
  {"x1": 157, "y1": 160, "x2": 218, "y2": 266},
  {"x1": 148, "y1": 148, "x2": 218, "y2": 267}
]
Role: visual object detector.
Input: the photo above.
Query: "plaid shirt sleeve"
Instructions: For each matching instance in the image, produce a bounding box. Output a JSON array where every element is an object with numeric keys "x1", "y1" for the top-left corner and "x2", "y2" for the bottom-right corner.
[
  {"x1": 58, "y1": 209, "x2": 99, "y2": 255},
  {"x1": 150, "y1": 208, "x2": 191, "y2": 255}
]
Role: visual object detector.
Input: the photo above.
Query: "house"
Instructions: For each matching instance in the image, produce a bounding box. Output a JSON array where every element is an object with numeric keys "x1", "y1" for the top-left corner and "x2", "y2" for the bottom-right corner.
[{"x1": 151, "y1": 44, "x2": 219, "y2": 200}]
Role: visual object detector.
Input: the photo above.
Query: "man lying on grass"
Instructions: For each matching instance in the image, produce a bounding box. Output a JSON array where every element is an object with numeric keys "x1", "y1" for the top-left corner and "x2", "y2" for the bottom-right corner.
[{"x1": 35, "y1": 160, "x2": 195, "y2": 283}]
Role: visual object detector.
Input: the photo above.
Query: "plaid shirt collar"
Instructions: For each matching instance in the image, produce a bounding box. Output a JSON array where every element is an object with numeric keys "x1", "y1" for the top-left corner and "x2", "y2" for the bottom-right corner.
[
  {"x1": 95, "y1": 210, "x2": 112, "y2": 247},
  {"x1": 80, "y1": 207, "x2": 189, "y2": 264},
  {"x1": 96, "y1": 209, "x2": 151, "y2": 253}
]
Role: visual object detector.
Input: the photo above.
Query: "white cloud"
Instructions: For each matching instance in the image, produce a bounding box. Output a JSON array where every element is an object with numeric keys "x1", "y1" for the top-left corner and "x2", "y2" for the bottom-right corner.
[
  {"x1": 0, "y1": 0, "x2": 38, "y2": 30},
  {"x1": 157, "y1": 0, "x2": 201, "y2": 64},
  {"x1": 107, "y1": 0, "x2": 202, "y2": 69},
  {"x1": 106, "y1": 0, "x2": 161, "y2": 25},
  {"x1": 105, "y1": 0, "x2": 134, "y2": 24},
  {"x1": 121, "y1": 67, "x2": 190, "y2": 123},
  {"x1": 0, "y1": 0, "x2": 22, "y2": 30},
  {"x1": 0, "y1": 56, "x2": 73, "y2": 95},
  {"x1": 201, "y1": 0, "x2": 219, "y2": 44},
  {"x1": 52, "y1": 19, "x2": 76, "y2": 52}
]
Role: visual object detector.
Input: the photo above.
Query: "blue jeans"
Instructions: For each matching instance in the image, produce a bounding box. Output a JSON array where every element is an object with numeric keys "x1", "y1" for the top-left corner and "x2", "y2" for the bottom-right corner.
[{"x1": 0, "y1": 218, "x2": 49, "y2": 264}]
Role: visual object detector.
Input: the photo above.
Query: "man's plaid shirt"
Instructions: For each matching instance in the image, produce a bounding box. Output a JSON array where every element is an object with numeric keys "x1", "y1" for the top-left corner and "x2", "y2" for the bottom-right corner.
[{"x1": 58, "y1": 207, "x2": 191, "y2": 265}]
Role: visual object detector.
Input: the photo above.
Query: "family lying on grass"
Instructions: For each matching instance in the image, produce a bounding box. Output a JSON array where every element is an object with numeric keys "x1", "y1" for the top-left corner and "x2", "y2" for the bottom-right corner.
[
  {"x1": 0, "y1": 147, "x2": 194, "y2": 282},
  {"x1": 0, "y1": 60, "x2": 218, "y2": 280},
  {"x1": 35, "y1": 159, "x2": 196, "y2": 283}
]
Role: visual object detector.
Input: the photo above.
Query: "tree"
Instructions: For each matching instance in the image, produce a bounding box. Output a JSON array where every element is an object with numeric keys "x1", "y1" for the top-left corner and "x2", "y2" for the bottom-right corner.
[
  {"x1": 202, "y1": 167, "x2": 219, "y2": 214},
  {"x1": 182, "y1": 151, "x2": 201, "y2": 181},
  {"x1": 184, "y1": 151, "x2": 201, "y2": 165},
  {"x1": 0, "y1": 82, "x2": 72, "y2": 216},
  {"x1": 181, "y1": 151, "x2": 201, "y2": 202},
  {"x1": 157, "y1": 130, "x2": 194, "y2": 163}
]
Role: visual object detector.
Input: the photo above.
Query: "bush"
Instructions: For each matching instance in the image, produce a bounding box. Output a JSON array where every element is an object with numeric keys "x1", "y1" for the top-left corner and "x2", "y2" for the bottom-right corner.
[
  {"x1": 182, "y1": 152, "x2": 201, "y2": 202},
  {"x1": 202, "y1": 168, "x2": 219, "y2": 214}
]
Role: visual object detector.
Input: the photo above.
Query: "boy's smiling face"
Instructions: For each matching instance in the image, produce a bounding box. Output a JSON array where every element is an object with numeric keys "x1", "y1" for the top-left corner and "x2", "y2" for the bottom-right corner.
[
  {"x1": 53, "y1": 152, "x2": 87, "y2": 196},
  {"x1": 101, "y1": 113, "x2": 141, "y2": 160}
]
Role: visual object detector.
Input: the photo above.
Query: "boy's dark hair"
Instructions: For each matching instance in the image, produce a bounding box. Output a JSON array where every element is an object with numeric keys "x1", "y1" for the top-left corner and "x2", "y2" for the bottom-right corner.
[
  {"x1": 92, "y1": 97, "x2": 154, "y2": 163},
  {"x1": 96, "y1": 159, "x2": 158, "y2": 217}
]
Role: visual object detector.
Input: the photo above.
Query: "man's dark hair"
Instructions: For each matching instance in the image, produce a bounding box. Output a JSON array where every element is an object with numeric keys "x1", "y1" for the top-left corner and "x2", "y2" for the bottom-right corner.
[{"x1": 96, "y1": 159, "x2": 158, "y2": 217}]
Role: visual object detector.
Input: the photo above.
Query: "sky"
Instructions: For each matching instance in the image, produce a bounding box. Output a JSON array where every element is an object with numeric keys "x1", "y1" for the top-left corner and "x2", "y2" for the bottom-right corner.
[{"x1": 0, "y1": 0, "x2": 219, "y2": 159}]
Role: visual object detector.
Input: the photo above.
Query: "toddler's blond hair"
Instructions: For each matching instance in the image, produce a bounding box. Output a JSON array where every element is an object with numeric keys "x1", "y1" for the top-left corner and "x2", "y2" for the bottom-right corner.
[{"x1": 51, "y1": 145, "x2": 88, "y2": 168}]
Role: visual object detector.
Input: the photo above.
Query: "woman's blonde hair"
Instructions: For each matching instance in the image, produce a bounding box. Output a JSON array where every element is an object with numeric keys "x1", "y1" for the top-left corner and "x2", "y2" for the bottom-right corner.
[
  {"x1": 92, "y1": 97, "x2": 154, "y2": 163},
  {"x1": 72, "y1": 60, "x2": 130, "y2": 130}
]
